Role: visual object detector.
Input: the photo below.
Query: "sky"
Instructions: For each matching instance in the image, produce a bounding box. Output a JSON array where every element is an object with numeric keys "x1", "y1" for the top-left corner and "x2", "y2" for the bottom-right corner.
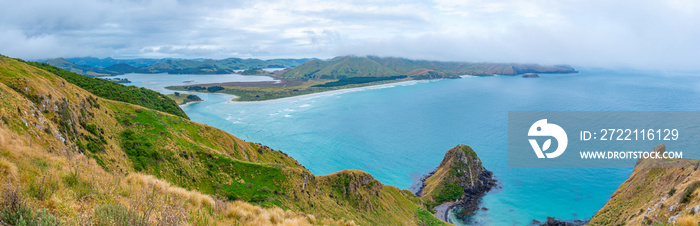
[{"x1": 0, "y1": 0, "x2": 698, "y2": 69}]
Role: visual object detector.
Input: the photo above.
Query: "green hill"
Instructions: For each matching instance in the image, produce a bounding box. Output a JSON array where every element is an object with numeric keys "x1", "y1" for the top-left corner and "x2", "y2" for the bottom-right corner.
[
  {"x1": 276, "y1": 55, "x2": 578, "y2": 79},
  {"x1": 45, "y1": 58, "x2": 120, "y2": 76},
  {"x1": 0, "y1": 55, "x2": 446, "y2": 225}
]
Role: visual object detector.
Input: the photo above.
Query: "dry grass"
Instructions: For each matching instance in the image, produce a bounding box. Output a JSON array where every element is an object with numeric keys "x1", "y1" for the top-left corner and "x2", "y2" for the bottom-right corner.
[
  {"x1": 676, "y1": 215, "x2": 699, "y2": 226},
  {"x1": 124, "y1": 173, "x2": 353, "y2": 226},
  {"x1": 0, "y1": 158, "x2": 18, "y2": 183}
]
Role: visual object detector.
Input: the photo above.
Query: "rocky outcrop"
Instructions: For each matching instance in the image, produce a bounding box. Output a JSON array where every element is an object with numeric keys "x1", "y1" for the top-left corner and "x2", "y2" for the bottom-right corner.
[
  {"x1": 532, "y1": 217, "x2": 588, "y2": 226},
  {"x1": 522, "y1": 73, "x2": 540, "y2": 78},
  {"x1": 590, "y1": 144, "x2": 700, "y2": 225},
  {"x1": 417, "y1": 145, "x2": 497, "y2": 223}
]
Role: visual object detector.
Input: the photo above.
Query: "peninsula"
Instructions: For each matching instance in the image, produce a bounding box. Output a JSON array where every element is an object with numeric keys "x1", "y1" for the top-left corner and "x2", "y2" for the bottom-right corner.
[{"x1": 166, "y1": 55, "x2": 578, "y2": 101}]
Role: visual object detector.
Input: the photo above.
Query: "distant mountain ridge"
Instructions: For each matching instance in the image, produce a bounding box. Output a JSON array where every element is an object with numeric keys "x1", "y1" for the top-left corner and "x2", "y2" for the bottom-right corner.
[
  {"x1": 45, "y1": 57, "x2": 314, "y2": 76},
  {"x1": 46, "y1": 55, "x2": 577, "y2": 78},
  {"x1": 275, "y1": 55, "x2": 578, "y2": 79}
]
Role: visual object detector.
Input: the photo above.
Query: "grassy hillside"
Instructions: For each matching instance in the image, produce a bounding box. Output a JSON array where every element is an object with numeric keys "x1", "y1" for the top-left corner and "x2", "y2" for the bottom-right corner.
[
  {"x1": 0, "y1": 55, "x2": 445, "y2": 225},
  {"x1": 590, "y1": 144, "x2": 700, "y2": 225},
  {"x1": 276, "y1": 55, "x2": 577, "y2": 79}
]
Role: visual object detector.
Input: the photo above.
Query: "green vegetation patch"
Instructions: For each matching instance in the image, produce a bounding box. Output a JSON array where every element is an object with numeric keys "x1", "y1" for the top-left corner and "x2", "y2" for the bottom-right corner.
[
  {"x1": 312, "y1": 75, "x2": 408, "y2": 87},
  {"x1": 120, "y1": 129, "x2": 160, "y2": 171},
  {"x1": 208, "y1": 155, "x2": 287, "y2": 207},
  {"x1": 681, "y1": 181, "x2": 700, "y2": 203}
]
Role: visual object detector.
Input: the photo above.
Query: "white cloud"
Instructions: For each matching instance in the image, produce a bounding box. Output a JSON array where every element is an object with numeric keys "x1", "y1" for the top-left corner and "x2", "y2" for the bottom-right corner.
[{"x1": 0, "y1": 0, "x2": 698, "y2": 69}]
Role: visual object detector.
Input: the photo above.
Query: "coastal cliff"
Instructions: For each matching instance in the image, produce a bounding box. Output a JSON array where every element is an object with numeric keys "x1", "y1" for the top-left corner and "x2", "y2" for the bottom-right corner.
[
  {"x1": 417, "y1": 145, "x2": 497, "y2": 223},
  {"x1": 590, "y1": 144, "x2": 700, "y2": 225}
]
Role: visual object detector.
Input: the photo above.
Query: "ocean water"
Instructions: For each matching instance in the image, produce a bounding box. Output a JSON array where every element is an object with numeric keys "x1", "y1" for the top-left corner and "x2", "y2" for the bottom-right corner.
[{"x1": 115, "y1": 69, "x2": 700, "y2": 225}]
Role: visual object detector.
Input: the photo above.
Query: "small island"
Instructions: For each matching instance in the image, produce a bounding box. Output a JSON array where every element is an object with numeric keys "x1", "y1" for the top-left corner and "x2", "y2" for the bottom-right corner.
[
  {"x1": 166, "y1": 92, "x2": 203, "y2": 105},
  {"x1": 522, "y1": 73, "x2": 540, "y2": 78}
]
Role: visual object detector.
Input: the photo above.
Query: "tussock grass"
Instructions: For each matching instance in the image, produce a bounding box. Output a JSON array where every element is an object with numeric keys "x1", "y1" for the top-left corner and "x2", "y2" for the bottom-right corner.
[
  {"x1": 0, "y1": 158, "x2": 18, "y2": 183},
  {"x1": 676, "y1": 215, "x2": 699, "y2": 226},
  {"x1": 124, "y1": 173, "x2": 353, "y2": 226}
]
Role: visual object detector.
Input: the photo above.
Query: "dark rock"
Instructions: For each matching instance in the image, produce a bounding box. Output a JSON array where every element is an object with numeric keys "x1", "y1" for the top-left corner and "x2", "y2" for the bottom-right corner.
[
  {"x1": 522, "y1": 73, "x2": 540, "y2": 78},
  {"x1": 536, "y1": 217, "x2": 589, "y2": 226}
]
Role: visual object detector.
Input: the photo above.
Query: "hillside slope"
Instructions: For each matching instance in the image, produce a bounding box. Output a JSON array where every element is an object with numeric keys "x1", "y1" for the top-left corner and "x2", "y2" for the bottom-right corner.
[
  {"x1": 0, "y1": 56, "x2": 444, "y2": 225},
  {"x1": 276, "y1": 55, "x2": 578, "y2": 79},
  {"x1": 590, "y1": 144, "x2": 700, "y2": 225},
  {"x1": 21, "y1": 61, "x2": 188, "y2": 119}
]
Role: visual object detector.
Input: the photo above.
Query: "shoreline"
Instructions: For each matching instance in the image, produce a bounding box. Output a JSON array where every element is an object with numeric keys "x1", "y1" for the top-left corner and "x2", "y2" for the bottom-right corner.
[
  {"x1": 223, "y1": 79, "x2": 435, "y2": 104},
  {"x1": 179, "y1": 100, "x2": 204, "y2": 107}
]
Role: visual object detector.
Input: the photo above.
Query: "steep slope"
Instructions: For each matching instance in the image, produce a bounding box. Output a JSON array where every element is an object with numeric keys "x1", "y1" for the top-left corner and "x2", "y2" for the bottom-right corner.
[
  {"x1": 0, "y1": 56, "x2": 444, "y2": 225},
  {"x1": 590, "y1": 144, "x2": 700, "y2": 225},
  {"x1": 418, "y1": 145, "x2": 497, "y2": 223},
  {"x1": 22, "y1": 61, "x2": 188, "y2": 119}
]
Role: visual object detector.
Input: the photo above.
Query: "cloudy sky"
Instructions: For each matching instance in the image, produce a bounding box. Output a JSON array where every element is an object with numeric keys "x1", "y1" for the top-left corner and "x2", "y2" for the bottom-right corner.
[{"x1": 1, "y1": 0, "x2": 698, "y2": 69}]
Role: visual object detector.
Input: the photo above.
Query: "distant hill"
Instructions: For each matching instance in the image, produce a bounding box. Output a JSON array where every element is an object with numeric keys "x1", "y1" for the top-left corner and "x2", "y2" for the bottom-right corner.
[
  {"x1": 66, "y1": 57, "x2": 167, "y2": 68},
  {"x1": 104, "y1": 63, "x2": 137, "y2": 74},
  {"x1": 276, "y1": 55, "x2": 578, "y2": 79},
  {"x1": 46, "y1": 58, "x2": 120, "y2": 76},
  {"x1": 46, "y1": 57, "x2": 313, "y2": 76}
]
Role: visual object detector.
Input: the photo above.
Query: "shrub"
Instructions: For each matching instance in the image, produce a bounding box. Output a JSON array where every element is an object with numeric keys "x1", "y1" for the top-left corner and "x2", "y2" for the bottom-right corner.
[
  {"x1": 669, "y1": 187, "x2": 677, "y2": 196},
  {"x1": 186, "y1": 95, "x2": 202, "y2": 101},
  {"x1": 206, "y1": 86, "x2": 225, "y2": 92},
  {"x1": 120, "y1": 130, "x2": 159, "y2": 171},
  {"x1": 435, "y1": 182, "x2": 463, "y2": 204},
  {"x1": 680, "y1": 181, "x2": 700, "y2": 203}
]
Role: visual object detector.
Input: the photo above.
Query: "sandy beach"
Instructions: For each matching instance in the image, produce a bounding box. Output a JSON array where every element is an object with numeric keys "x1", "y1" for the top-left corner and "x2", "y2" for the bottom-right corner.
[{"x1": 224, "y1": 79, "x2": 433, "y2": 104}]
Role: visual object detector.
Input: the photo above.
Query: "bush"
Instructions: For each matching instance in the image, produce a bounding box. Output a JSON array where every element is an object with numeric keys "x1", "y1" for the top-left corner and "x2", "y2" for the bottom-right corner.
[
  {"x1": 435, "y1": 182, "x2": 463, "y2": 204},
  {"x1": 668, "y1": 187, "x2": 677, "y2": 196},
  {"x1": 186, "y1": 95, "x2": 202, "y2": 101},
  {"x1": 206, "y1": 86, "x2": 225, "y2": 92},
  {"x1": 121, "y1": 130, "x2": 159, "y2": 171},
  {"x1": 680, "y1": 181, "x2": 700, "y2": 203}
]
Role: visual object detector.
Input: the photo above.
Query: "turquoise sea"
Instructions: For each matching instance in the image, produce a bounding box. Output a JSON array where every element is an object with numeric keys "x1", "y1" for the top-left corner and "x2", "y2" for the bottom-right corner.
[{"x1": 114, "y1": 68, "x2": 700, "y2": 225}]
